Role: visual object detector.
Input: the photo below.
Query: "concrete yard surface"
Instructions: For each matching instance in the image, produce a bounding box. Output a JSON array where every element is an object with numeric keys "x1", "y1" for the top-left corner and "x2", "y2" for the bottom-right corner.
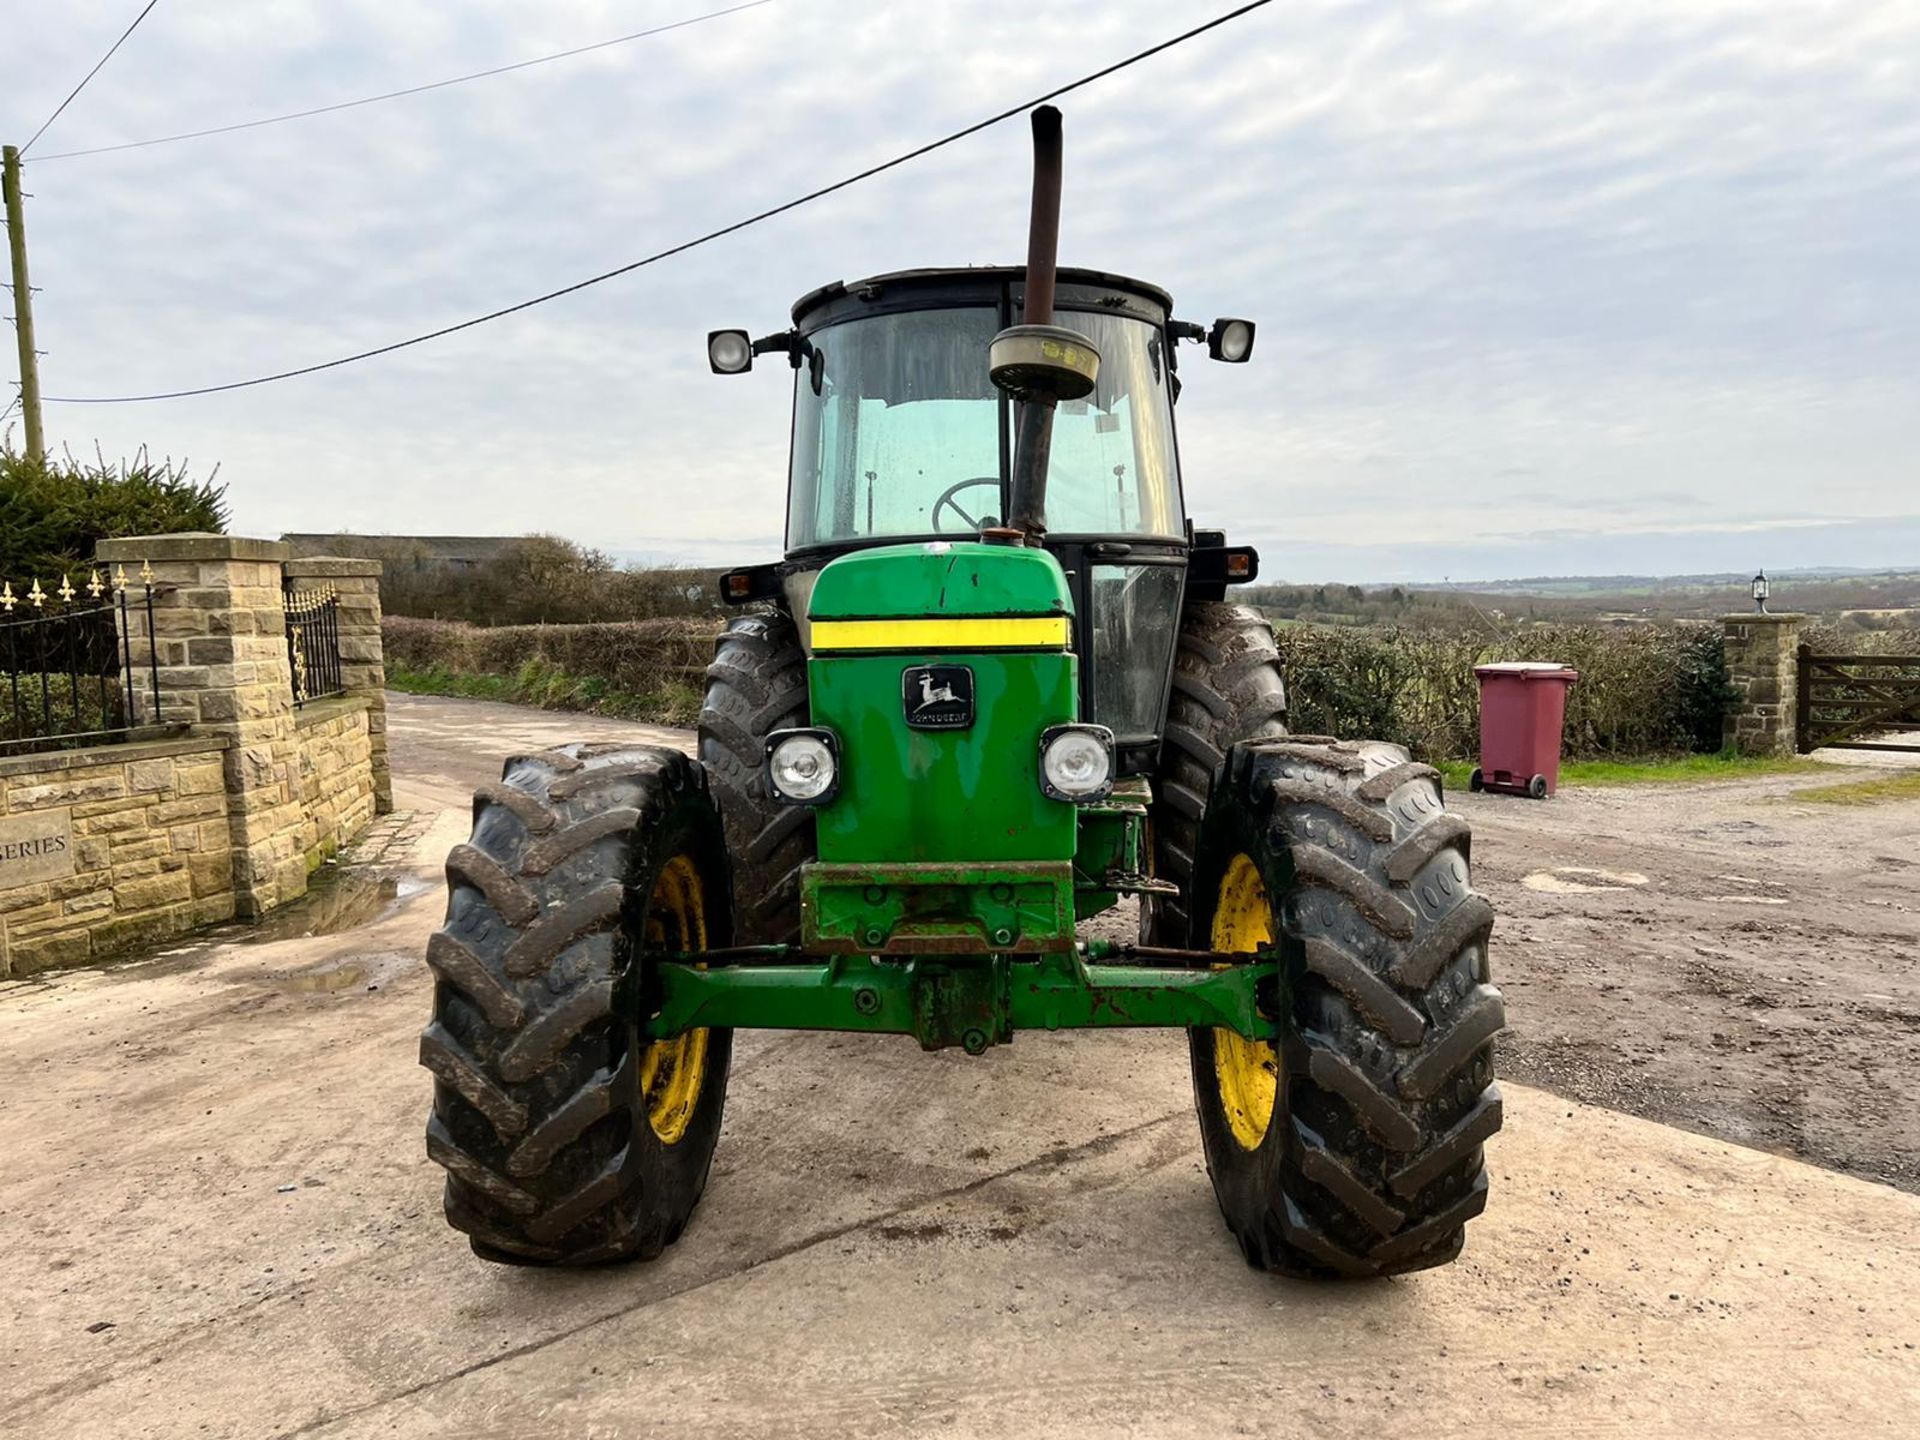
[{"x1": 0, "y1": 695, "x2": 1916, "y2": 1437}]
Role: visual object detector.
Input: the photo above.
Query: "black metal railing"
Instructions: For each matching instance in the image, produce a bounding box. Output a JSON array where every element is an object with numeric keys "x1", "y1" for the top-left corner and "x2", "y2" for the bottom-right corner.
[
  {"x1": 0, "y1": 566, "x2": 162, "y2": 756},
  {"x1": 285, "y1": 584, "x2": 344, "y2": 707}
]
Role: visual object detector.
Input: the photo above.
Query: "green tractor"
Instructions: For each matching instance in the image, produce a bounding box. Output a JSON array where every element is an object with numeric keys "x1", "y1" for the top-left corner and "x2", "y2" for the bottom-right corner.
[{"x1": 421, "y1": 108, "x2": 1503, "y2": 1277}]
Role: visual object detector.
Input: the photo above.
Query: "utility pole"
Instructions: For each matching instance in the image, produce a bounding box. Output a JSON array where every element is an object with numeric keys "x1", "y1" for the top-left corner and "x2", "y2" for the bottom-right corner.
[{"x1": 3, "y1": 143, "x2": 45, "y2": 461}]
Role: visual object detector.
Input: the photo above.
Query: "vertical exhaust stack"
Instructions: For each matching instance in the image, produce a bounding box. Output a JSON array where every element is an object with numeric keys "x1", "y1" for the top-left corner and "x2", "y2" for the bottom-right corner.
[{"x1": 991, "y1": 106, "x2": 1101, "y2": 545}]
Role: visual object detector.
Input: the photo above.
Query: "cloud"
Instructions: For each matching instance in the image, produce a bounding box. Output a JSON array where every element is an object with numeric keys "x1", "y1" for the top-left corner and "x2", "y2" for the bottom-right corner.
[{"x1": 4, "y1": 0, "x2": 1916, "y2": 581}]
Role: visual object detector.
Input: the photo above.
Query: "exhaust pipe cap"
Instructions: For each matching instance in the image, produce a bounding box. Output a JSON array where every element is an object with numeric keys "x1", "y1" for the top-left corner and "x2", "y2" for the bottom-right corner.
[{"x1": 989, "y1": 323, "x2": 1101, "y2": 402}]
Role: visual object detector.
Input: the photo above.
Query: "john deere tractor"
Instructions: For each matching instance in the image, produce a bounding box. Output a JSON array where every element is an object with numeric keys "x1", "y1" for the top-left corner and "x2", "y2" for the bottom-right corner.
[{"x1": 421, "y1": 108, "x2": 1503, "y2": 1277}]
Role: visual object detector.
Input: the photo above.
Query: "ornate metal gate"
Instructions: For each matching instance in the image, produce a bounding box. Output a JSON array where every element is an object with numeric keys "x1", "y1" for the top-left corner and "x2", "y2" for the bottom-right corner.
[
  {"x1": 1797, "y1": 645, "x2": 1920, "y2": 753},
  {"x1": 283, "y1": 584, "x2": 344, "y2": 708}
]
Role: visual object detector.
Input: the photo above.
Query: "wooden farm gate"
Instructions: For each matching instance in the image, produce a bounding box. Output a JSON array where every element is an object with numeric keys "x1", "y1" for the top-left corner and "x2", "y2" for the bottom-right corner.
[{"x1": 1797, "y1": 646, "x2": 1920, "y2": 753}]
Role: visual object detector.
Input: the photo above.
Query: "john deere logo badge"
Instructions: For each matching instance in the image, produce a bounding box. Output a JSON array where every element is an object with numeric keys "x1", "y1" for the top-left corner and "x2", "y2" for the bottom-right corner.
[{"x1": 902, "y1": 665, "x2": 975, "y2": 730}]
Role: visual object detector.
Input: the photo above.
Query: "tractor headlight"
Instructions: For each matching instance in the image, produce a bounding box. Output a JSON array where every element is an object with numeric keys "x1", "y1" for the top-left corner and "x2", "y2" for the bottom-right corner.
[
  {"x1": 1038, "y1": 724, "x2": 1115, "y2": 802},
  {"x1": 766, "y1": 728, "x2": 839, "y2": 805}
]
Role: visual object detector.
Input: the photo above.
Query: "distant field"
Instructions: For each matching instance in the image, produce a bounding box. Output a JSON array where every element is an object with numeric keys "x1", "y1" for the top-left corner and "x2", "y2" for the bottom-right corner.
[{"x1": 1246, "y1": 567, "x2": 1920, "y2": 632}]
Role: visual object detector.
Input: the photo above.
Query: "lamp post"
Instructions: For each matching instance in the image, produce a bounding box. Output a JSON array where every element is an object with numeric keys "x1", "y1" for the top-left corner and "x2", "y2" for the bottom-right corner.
[{"x1": 1752, "y1": 570, "x2": 1770, "y2": 614}]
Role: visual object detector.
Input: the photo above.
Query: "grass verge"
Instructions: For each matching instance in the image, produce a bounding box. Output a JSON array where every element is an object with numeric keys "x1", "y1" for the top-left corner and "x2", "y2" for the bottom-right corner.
[
  {"x1": 1435, "y1": 751, "x2": 1843, "y2": 791},
  {"x1": 387, "y1": 659, "x2": 701, "y2": 727},
  {"x1": 1786, "y1": 770, "x2": 1920, "y2": 806}
]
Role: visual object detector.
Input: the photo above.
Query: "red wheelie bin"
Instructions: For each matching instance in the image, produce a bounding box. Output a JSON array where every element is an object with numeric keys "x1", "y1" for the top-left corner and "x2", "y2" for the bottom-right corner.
[{"x1": 1471, "y1": 662, "x2": 1579, "y2": 798}]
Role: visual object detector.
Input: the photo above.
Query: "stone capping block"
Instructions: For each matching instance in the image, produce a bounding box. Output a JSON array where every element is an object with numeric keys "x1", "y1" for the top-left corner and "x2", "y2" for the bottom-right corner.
[
  {"x1": 0, "y1": 732, "x2": 222, "y2": 782},
  {"x1": 293, "y1": 694, "x2": 371, "y2": 731},
  {"x1": 284, "y1": 556, "x2": 384, "y2": 579},
  {"x1": 96, "y1": 533, "x2": 291, "y2": 564}
]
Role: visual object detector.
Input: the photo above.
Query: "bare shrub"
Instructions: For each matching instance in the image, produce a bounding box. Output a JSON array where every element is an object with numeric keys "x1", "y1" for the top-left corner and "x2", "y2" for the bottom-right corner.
[
  {"x1": 1803, "y1": 623, "x2": 1920, "y2": 656},
  {"x1": 339, "y1": 535, "x2": 720, "y2": 626},
  {"x1": 383, "y1": 615, "x2": 714, "y2": 724}
]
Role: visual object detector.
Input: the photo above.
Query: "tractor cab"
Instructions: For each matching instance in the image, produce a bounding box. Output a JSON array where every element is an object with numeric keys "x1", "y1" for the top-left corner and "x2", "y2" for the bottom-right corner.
[{"x1": 710, "y1": 266, "x2": 1257, "y2": 773}]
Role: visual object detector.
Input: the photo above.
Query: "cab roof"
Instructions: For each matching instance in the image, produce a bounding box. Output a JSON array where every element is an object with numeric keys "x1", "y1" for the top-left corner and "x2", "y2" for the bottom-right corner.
[{"x1": 791, "y1": 266, "x2": 1174, "y2": 331}]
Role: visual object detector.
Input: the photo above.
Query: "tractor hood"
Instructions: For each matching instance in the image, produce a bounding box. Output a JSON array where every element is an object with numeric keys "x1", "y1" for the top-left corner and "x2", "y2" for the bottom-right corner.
[
  {"x1": 799, "y1": 540, "x2": 1083, "y2": 951},
  {"x1": 806, "y1": 540, "x2": 1073, "y2": 631}
]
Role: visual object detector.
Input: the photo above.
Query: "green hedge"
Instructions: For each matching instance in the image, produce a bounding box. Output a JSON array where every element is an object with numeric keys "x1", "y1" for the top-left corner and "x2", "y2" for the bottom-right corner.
[
  {"x1": 383, "y1": 616, "x2": 713, "y2": 725},
  {"x1": 1, "y1": 443, "x2": 226, "y2": 579},
  {"x1": 0, "y1": 672, "x2": 127, "y2": 746},
  {"x1": 387, "y1": 612, "x2": 1749, "y2": 763},
  {"x1": 1271, "y1": 621, "x2": 1733, "y2": 760}
]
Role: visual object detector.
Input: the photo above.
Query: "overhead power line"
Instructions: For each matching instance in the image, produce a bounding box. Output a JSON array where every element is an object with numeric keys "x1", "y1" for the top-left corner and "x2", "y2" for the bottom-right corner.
[
  {"x1": 31, "y1": 0, "x2": 776, "y2": 164},
  {"x1": 20, "y1": 0, "x2": 163, "y2": 156},
  {"x1": 47, "y1": 0, "x2": 1275, "y2": 406}
]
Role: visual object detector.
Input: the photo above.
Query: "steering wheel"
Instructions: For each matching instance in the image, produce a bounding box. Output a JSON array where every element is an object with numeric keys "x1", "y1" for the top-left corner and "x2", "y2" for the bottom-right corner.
[{"x1": 930, "y1": 477, "x2": 1004, "y2": 535}]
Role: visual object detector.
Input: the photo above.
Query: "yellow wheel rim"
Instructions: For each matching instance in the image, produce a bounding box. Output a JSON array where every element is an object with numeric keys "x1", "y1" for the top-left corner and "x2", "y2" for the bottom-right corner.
[
  {"x1": 1211, "y1": 852, "x2": 1278, "y2": 1151},
  {"x1": 638, "y1": 854, "x2": 710, "y2": 1146}
]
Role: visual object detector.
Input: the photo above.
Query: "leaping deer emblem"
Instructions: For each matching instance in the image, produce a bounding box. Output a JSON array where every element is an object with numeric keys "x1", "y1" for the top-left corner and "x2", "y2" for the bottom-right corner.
[{"x1": 916, "y1": 673, "x2": 960, "y2": 710}]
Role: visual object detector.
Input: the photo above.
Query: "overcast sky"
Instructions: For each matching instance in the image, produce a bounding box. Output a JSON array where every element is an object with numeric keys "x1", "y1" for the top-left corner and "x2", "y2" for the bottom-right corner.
[{"x1": 5, "y1": 0, "x2": 1916, "y2": 583}]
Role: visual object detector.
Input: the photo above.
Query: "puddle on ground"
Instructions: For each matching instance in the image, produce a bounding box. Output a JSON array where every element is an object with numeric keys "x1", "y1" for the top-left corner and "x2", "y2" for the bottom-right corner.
[
  {"x1": 85, "y1": 867, "x2": 429, "y2": 986},
  {"x1": 278, "y1": 959, "x2": 369, "y2": 992},
  {"x1": 239, "y1": 948, "x2": 416, "y2": 996},
  {"x1": 1521, "y1": 866, "x2": 1651, "y2": 894},
  {"x1": 234, "y1": 867, "x2": 430, "y2": 945}
]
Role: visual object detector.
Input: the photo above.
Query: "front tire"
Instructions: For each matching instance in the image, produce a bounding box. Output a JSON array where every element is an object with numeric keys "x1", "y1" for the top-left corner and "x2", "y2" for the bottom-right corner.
[
  {"x1": 421, "y1": 744, "x2": 733, "y2": 1265},
  {"x1": 1189, "y1": 738, "x2": 1504, "y2": 1277},
  {"x1": 1145, "y1": 602, "x2": 1289, "y2": 946}
]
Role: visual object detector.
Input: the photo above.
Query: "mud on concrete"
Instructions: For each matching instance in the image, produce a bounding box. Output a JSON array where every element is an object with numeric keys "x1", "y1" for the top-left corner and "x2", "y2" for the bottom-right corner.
[
  {"x1": 381, "y1": 694, "x2": 1920, "y2": 1197},
  {"x1": 1458, "y1": 764, "x2": 1920, "y2": 1195},
  {"x1": 1, "y1": 693, "x2": 1917, "y2": 1436}
]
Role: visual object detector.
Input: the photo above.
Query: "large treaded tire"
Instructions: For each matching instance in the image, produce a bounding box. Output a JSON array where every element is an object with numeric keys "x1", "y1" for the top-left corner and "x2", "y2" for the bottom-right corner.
[
  {"x1": 1189, "y1": 738, "x2": 1504, "y2": 1277},
  {"x1": 699, "y1": 612, "x2": 813, "y2": 945},
  {"x1": 421, "y1": 743, "x2": 733, "y2": 1265},
  {"x1": 1145, "y1": 602, "x2": 1290, "y2": 946}
]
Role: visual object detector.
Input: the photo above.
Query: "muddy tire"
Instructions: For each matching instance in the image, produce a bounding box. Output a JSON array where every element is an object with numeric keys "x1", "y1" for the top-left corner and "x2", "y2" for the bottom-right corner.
[
  {"x1": 1144, "y1": 602, "x2": 1290, "y2": 946},
  {"x1": 1188, "y1": 738, "x2": 1504, "y2": 1277},
  {"x1": 699, "y1": 612, "x2": 813, "y2": 945},
  {"x1": 421, "y1": 743, "x2": 733, "y2": 1265}
]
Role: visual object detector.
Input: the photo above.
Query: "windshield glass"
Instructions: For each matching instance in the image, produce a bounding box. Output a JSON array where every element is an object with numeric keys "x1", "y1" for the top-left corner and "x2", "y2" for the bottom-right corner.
[
  {"x1": 787, "y1": 305, "x2": 1182, "y2": 551},
  {"x1": 1024, "y1": 312, "x2": 1181, "y2": 537},
  {"x1": 788, "y1": 308, "x2": 1003, "y2": 549}
]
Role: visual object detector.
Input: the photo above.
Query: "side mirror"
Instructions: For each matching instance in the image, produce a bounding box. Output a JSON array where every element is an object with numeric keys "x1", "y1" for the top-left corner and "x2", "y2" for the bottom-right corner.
[
  {"x1": 1207, "y1": 318, "x2": 1256, "y2": 363},
  {"x1": 708, "y1": 329, "x2": 753, "y2": 374}
]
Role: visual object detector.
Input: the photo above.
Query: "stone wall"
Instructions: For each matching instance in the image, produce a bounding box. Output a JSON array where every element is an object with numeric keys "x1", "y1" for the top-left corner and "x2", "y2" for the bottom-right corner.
[
  {"x1": 1721, "y1": 613, "x2": 1805, "y2": 756},
  {"x1": 100, "y1": 534, "x2": 312, "y2": 919},
  {"x1": 293, "y1": 696, "x2": 376, "y2": 870},
  {"x1": 0, "y1": 736, "x2": 233, "y2": 975},
  {"x1": 284, "y1": 558, "x2": 390, "y2": 813},
  {"x1": 0, "y1": 534, "x2": 389, "y2": 977}
]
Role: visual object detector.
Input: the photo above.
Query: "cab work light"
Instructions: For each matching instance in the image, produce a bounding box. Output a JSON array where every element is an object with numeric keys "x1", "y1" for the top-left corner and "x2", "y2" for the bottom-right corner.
[
  {"x1": 707, "y1": 329, "x2": 753, "y2": 374},
  {"x1": 1207, "y1": 318, "x2": 1256, "y2": 363}
]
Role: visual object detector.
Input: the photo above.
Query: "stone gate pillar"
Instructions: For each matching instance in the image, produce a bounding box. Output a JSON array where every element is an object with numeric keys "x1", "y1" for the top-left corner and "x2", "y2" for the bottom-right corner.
[
  {"x1": 1721, "y1": 613, "x2": 1805, "y2": 756},
  {"x1": 282, "y1": 557, "x2": 390, "y2": 813},
  {"x1": 97, "y1": 533, "x2": 310, "y2": 918}
]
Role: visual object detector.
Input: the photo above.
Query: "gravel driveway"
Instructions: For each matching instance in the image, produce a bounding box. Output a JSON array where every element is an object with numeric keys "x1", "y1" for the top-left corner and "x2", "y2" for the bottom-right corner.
[{"x1": 0, "y1": 693, "x2": 1914, "y2": 1437}]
